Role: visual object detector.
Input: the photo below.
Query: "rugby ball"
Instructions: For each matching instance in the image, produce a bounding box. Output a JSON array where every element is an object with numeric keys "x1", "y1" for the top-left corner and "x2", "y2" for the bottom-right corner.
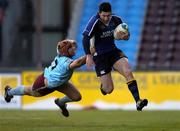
[{"x1": 114, "y1": 22, "x2": 129, "y2": 40}]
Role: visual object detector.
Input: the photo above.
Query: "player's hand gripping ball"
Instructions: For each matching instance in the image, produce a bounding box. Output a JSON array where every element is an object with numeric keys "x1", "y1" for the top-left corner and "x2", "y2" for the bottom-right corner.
[
  {"x1": 57, "y1": 39, "x2": 76, "y2": 57},
  {"x1": 114, "y1": 22, "x2": 129, "y2": 40}
]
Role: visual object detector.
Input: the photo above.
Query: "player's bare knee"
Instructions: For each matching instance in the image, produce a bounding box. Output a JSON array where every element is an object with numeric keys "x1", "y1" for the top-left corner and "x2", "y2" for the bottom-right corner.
[
  {"x1": 103, "y1": 85, "x2": 114, "y2": 94},
  {"x1": 28, "y1": 88, "x2": 42, "y2": 97},
  {"x1": 106, "y1": 88, "x2": 114, "y2": 94},
  {"x1": 72, "y1": 94, "x2": 82, "y2": 101},
  {"x1": 24, "y1": 87, "x2": 38, "y2": 96}
]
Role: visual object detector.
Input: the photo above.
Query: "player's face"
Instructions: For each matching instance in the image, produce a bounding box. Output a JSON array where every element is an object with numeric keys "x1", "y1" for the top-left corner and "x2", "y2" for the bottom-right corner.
[
  {"x1": 68, "y1": 43, "x2": 77, "y2": 57},
  {"x1": 99, "y1": 11, "x2": 112, "y2": 24}
]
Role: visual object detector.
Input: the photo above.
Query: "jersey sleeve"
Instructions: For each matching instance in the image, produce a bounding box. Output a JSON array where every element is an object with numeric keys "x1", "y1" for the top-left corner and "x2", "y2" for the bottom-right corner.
[
  {"x1": 113, "y1": 15, "x2": 130, "y2": 36},
  {"x1": 63, "y1": 57, "x2": 73, "y2": 70},
  {"x1": 112, "y1": 15, "x2": 123, "y2": 26},
  {"x1": 82, "y1": 14, "x2": 99, "y2": 55},
  {"x1": 82, "y1": 35, "x2": 91, "y2": 54},
  {"x1": 82, "y1": 14, "x2": 99, "y2": 36}
]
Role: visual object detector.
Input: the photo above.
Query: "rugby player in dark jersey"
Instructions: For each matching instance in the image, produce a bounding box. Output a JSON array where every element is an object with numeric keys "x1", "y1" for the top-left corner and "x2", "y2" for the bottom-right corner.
[{"x1": 82, "y1": 2, "x2": 148, "y2": 111}]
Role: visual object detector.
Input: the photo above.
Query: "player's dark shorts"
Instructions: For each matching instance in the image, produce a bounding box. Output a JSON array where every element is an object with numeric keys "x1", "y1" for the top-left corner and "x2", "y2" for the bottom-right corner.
[
  {"x1": 93, "y1": 48, "x2": 127, "y2": 77},
  {"x1": 32, "y1": 73, "x2": 55, "y2": 96}
]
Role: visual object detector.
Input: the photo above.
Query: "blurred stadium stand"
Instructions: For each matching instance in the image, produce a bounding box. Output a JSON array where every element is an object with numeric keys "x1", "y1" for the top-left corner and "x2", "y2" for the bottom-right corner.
[
  {"x1": 0, "y1": 0, "x2": 180, "y2": 71},
  {"x1": 137, "y1": 0, "x2": 180, "y2": 70},
  {"x1": 0, "y1": 0, "x2": 71, "y2": 70}
]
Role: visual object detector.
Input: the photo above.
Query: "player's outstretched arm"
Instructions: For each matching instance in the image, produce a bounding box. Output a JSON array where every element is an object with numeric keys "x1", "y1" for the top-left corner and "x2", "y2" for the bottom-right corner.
[{"x1": 69, "y1": 56, "x2": 86, "y2": 69}]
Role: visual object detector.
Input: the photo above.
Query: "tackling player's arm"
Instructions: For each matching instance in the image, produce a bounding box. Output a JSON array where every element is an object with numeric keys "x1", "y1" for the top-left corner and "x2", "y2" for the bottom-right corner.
[{"x1": 69, "y1": 56, "x2": 86, "y2": 69}]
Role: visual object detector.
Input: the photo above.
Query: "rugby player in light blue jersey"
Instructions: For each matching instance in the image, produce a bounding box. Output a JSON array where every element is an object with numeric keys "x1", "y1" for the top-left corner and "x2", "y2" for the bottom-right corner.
[
  {"x1": 82, "y1": 2, "x2": 148, "y2": 111},
  {"x1": 4, "y1": 39, "x2": 86, "y2": 117}
]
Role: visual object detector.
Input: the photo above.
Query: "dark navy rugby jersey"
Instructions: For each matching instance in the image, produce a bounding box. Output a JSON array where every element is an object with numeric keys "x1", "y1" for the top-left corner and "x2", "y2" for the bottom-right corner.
[{"x1": 82, "y1": 13, "x2": 122, "y2": 55}]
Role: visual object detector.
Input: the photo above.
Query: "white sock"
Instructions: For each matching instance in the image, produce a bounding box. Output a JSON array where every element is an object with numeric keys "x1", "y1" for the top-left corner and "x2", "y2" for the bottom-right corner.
[
  {"x1": 57, "y1": 96, "x2": 73, "y2": 106},
  {"x1": 8, "y1": 85, "x2": 25, "y2": 96}
]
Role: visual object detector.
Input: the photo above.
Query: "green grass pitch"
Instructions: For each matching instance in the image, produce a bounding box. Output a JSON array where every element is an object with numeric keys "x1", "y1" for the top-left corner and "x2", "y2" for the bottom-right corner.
[{"x1": 0, "y1": 110, "x2": 180, "y2": 131}]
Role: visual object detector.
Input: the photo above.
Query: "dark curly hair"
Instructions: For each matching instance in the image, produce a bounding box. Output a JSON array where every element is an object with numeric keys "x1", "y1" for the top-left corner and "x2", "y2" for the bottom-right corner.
[{"x1": 99, "y1": 2, "x2": 112, "y2": 13}]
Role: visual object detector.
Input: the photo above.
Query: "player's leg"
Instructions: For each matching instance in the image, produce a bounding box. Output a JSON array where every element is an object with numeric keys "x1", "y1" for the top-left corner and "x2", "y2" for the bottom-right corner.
[
  {"x1": 93, "y1": 52, "x2": 114, "y2": 95},
  {"x1": 54, "y1": 82, "x2": 81, "y2": 117},
  {"x1": 99, "y1": 73, "x2": 114, "y2": 95},
  {"x1": 56, "y1": 82, "x2": 82, "y2": 104},
  {"x1": 30, "y1": 74, "x2": 55, "y2": 96},
  {"x1": 113, "y1": 57, "x2": 148, "y2": 111},
  {"x1": 4, "y1": 84, "x2": 36, "y2": 103},
  {"x1": 113, "y1": 58, "x2": 140, "y2": 101},
  {"x1": 4, "y1": 73, "x2": 52, "y2": 103}
]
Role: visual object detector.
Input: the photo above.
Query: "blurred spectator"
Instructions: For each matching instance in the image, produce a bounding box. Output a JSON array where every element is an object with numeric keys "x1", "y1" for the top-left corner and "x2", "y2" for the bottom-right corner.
[
  {"x1": 0, "y1": 0, "x2": 8, "y2": 62},
  {"x1": 2, "y1": 0, "x2": 34, "y2": 66}
]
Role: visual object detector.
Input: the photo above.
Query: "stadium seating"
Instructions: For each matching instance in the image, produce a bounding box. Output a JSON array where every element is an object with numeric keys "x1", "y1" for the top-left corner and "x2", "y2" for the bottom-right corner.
[
  {"x1": 75, "y1": 0, "x2": 148, "y2": 70},
  {"x1": 137, "y1": 0, "x2": 180, "y2": 70}
]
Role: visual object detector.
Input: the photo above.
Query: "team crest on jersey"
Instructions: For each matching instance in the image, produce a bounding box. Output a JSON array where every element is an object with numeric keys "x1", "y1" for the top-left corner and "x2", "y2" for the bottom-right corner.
[{"x1": 100, "y1": 70, "x2": 105, "y2": 75}]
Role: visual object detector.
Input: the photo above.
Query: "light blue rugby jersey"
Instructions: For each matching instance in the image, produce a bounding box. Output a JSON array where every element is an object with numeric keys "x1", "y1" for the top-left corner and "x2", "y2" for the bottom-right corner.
[{"x1": 44, "y1": 55, "x2": 73, "y2": 88}]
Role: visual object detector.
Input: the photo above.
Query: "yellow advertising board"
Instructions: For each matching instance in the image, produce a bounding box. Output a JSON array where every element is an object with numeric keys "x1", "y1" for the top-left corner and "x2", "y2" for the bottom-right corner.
[
  {"x1": 0, "y1": 75, "x2": 19, "y2": 95},
  {"x1": 0, "y1": 73, "x2": 21, "y2": 109},
  {"x1": 22, "y1": 71, "x2": 180, "y2": 108}
]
